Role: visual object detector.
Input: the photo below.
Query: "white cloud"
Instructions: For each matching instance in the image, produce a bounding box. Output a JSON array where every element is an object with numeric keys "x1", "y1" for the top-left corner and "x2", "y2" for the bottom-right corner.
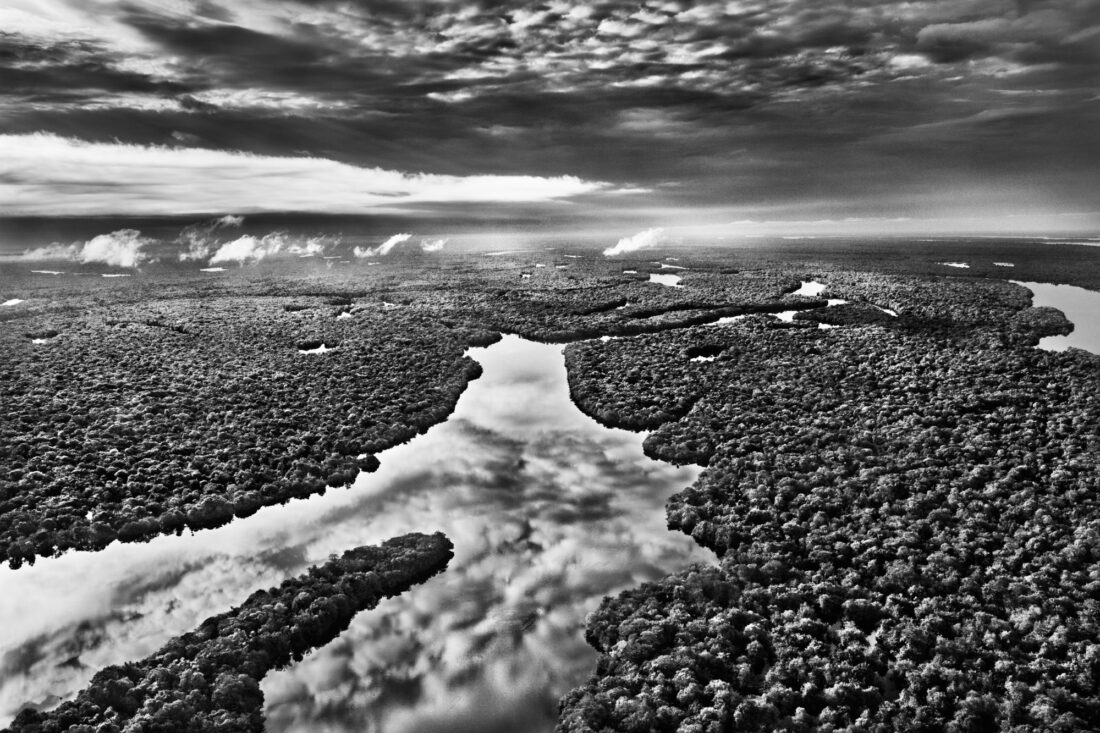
[
  {"x1": 0, "y1": 134, "x2": 606, "y2": 216},
  {"x1": 427, "y1": 89, "x2": 477, "y2": 104},
  {"x1": 20, "y1": 243, "x2": 79, "y2": 261},
  {"x1": 182, "y1": 222, "x2": 334, "y2": 264},
  {"x1": 602, "y1": 227, "x2": 667, "y2": 256},
  {"x1": 81, "y1": 230, "x2": 150, "y2": 267},
  {"x1": 420, "y1": 238, "x2": 448, "y2": 252},
  {"x1": 20, "y1": 229, "x2": 151, "y2": 268},
  {"x1": 185, "y1": 89, "x2": 353, "y2": 113},
  {"x1": 209, "y1": 234, "x2": 287, "y2": 264},
  {"x1": 178, "y1": 215, "x2": 245, "y2": 261},
  {"x1": 287, "y1": 236, "x2": 335, "y2": 258},
  {"x1": 353, "y1": 233, "x2": 412, "y2": 258}
]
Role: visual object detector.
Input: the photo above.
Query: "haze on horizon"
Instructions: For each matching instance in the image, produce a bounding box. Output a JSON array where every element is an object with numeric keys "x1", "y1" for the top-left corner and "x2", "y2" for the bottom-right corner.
[{"x1": 1, "y1": 0, "x2": 1098, "y2": 238}]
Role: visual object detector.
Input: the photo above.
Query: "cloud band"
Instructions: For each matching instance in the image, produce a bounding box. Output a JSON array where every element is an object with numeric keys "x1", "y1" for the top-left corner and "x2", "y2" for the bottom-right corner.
[{"x1": 0, "y1": 134, "x2": 607, "y2": 216}]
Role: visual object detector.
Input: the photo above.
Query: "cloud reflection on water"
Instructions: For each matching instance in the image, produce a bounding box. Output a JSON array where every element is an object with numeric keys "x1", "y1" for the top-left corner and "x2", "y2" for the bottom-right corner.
[{"x1": 0, "y1": 335, "x2": 708, "y2": 731}]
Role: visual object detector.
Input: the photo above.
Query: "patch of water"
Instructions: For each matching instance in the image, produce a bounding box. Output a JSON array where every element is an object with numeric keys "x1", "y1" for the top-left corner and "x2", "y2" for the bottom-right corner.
[
  {"x1": 1014, "y1": 281, "x2": 1100, "y2": 355},
  {"x1": 793, "y1": 280, "x2": 826, "y2": 297},
  {"x1": 0, "y1": 336, "x2": 708, "y2": 732},
  {"x1": 648, "y1": 274, "x2": 681, "y2": 287},
  {"x1": 710, "y1": 315, "x2": 747, "y2": 327}
]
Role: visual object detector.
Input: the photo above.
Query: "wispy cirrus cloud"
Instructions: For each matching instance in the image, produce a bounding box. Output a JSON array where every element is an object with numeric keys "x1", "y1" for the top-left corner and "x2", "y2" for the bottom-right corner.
[{"x1": 0, "y1": 134, "x2": 609, "y2": 216}]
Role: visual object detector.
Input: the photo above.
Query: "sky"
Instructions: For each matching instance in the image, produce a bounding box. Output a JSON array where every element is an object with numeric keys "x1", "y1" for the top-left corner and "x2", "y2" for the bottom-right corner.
[{"x1": 1, "y1": 0, "x2": 1098, "y2": 237}]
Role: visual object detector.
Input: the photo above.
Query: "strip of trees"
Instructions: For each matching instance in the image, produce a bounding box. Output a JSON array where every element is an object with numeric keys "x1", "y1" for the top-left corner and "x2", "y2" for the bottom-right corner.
[{"x1": 4, "y1": 532, "x2": 452, "y2": 733}]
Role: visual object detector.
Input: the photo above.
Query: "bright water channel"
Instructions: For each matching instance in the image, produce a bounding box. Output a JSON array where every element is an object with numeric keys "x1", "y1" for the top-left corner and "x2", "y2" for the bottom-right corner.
[{"x1": 0, "y1": 335, "x2": 708, "y2": 732}]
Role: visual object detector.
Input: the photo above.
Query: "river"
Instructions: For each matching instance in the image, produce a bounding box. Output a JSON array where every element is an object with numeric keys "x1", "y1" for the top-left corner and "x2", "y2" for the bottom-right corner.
[{"x1": 0, "y1": 335, "x2": 707, "y2": 732}]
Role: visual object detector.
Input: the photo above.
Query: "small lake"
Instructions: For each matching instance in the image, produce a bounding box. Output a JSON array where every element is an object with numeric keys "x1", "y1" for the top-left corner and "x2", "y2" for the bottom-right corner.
[
  {"x1": 1015, "y1": 280, "x2": 1100, "y2": 355},
  {"x1": 648, "y1": 273, "x2": 682, "y2": 287},
  {"x1": 0, "y1": 335, "x2": 708, "y2": 732}
]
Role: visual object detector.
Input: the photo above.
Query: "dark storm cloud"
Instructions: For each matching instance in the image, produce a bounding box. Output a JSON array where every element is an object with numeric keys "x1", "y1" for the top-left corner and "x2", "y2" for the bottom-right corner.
[{"x1": 0, "y1": 0, "x2": 1097, "y2": 227}]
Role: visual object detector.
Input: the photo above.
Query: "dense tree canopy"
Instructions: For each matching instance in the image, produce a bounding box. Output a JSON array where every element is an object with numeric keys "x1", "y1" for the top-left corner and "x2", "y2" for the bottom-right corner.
[{"x1": 560, "y1": 276, "x2": 1099, "y2": 731}]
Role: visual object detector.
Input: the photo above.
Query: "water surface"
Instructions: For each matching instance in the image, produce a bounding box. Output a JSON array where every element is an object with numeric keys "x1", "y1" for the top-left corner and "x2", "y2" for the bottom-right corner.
[
  {"x1": 648, "y1": 273, "x2": 681, "y2": 287},
  {"x1": 1015, "y1": 280, "x2": 1100, "y2": 354},
  {"x1": 0, "y1": 335, "x2": 707, "y2": 732}
]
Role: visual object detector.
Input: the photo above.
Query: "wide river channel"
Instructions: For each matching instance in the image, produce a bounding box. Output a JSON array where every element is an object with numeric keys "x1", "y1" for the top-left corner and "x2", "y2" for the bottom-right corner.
[{"x1": 0, "y1": 334, "x2": 707, "y2": 732}]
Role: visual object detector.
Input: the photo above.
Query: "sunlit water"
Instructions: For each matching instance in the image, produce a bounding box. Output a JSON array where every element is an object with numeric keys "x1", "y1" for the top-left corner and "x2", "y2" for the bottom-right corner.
[
  {"x1": 792, "y1": 280, "x2": 825, "y2": 297},
  {"x1": 299, "y1": 344, "x2": 337, "y2": 354},
  {"x1": 1016, "y1": 280, "x2": 1100, "y2": 355},
  {"x1": 0, "y1": 335, "x2": 707, "y2": 732},
  {"x1": 648, "y1": 273, "x2": 681, "y2": 287}
]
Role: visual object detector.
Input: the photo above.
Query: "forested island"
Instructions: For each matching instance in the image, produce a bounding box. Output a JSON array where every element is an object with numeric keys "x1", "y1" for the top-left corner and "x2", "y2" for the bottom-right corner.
[
  {"x1": 2, "y1": 533, "x2": 452, "y2": 733},
  {"x1": 3, "y1": 239, "x2": 1100, "y2": 730}
]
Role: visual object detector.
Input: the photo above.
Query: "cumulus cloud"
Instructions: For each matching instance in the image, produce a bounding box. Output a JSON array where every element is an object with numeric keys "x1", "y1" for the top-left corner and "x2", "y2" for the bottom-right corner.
[
  {"x1": 420, "y1": 238, "x2": 448, "y2": 253},
  {"x1": 180, "y1": 217, "x2": 333, "y2": 263},
  {"x1": 287, "y1": 236, "x2": 335, "y2": 258},
  {"x1": 602, "y1": 227, "x2": 667, "y2": 256},
  {"x1": 353, "y1": 233, "x2": 412, "y2": 258},
  {"x1": 209, "y1": 233, "x2": 287, "y2": 264},
  {"x1": 0, "y1": 135, "x2": 607, "y2": 216},
  {"x1": 21, "y1": 229, "x2": 152, "y2": 268},
  {"x1": 178, "y1": 215, "x2": 245, "y2": 261}
]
